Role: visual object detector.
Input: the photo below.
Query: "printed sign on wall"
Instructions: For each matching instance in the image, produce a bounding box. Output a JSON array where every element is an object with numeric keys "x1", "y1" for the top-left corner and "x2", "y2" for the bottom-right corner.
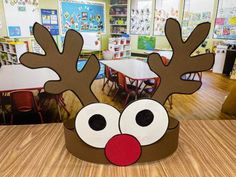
[{"x1": 41, "y1": 9, "x2": 59, "y2": 36}]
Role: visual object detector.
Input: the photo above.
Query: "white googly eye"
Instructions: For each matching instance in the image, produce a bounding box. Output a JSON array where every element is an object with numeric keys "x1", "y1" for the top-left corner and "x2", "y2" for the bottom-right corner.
[
  {"x1": 75, "y1": 103, "x2": 120, "y2": 148},
  {"x1": 119, "y1": 99, "x2": 169, "y2": 146}
]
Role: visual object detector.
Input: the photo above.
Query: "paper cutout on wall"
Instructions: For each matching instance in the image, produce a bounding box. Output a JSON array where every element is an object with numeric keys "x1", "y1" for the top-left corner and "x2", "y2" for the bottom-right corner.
[
  {"x1": 20, "y1": 18, "x2": 214, "y2": 166},
  {"x1": 182, "y1": 0, "x2": 214, "y2": 37},
  {"x1": 130, "y1": 0, "x2": 152, "y2": 35},
  {"x1": 154, "y1": 0, "x2": 180, "y2": 35},
  {"x1": 214, "y1": 0, "x2": 236, "y2": 39}
]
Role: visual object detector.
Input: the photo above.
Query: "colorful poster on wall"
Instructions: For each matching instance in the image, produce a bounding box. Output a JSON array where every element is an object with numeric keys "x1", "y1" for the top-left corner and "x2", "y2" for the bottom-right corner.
[
  {"x1": 154, "y1": 0, "x2": 180, "y2": 36},
  {"x1": 138, "y1": 36, "x2": 156, "y2": 50},
  {"x1": 60, "y1": 0, "x2": 105, "y2": 34},
  {"x1": 8, "y1": 26, "x2": 21, "y2": 37},
  {"x1": 213, "y1": 0, "x2": 236, "y2": 39},
  {"x1": 130, "y1": 0, "x2": 152, "y2": 35},
  {"x1": 182, "y1": 0, "x2": 214, "y2": 37},
  {"x1": 41, "y1": 9, "x2": 59, "y2": 35}
]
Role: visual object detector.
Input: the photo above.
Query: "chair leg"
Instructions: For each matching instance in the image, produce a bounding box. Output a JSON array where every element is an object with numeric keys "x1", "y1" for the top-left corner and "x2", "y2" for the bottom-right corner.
[
  {"x1": 198, "y1": 72, "x2": 202, "y2": 81},
  {"x1": 139, "y1": 84, "x2": 147, "y2": 97},
  {"x1": 38, "y1": 112, "x2": 44, "y2": 123},
  {"x1": 102, "y1": 79, "x2": 109, "y2": 91},
  {"x1": 10, "y1": 114, "x2": 13, "y2": 125},
  {"x1": 124, "y1": 93, "x2": 131, "y2": 106},
  {"x1": 55, "y1": 96, "x2": 70, "y2": 117},
  {"x1": 108, "y1": 82, "x2": 114, "y2": 96},
  {"x1": 112, "y1": 88, "x2": 120, "y2": 101}
]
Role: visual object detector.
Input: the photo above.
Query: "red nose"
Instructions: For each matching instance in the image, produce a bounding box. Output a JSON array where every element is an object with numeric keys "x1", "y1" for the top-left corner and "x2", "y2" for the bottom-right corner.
[{"x1": 105, "y1": 134, "x2": 141, "y2": 166}]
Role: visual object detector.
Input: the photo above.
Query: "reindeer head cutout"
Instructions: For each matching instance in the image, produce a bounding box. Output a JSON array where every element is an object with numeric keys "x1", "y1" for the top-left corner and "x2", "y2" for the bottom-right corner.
[{"x1": 20, "y1": 18, "x2": 214, "y2": 166}]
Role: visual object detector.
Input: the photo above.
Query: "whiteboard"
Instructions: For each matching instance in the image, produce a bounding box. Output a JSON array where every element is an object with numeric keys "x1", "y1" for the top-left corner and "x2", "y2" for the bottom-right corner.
[
  {"x1": 3, "y1": 0, "x2": 41, "y2": 38},
  {"x1": 60, "y1": 32, "x2": 101, "y2": 51},
  {"x1": 80, "y1": 32, "x2": 101, "y2": 51}
]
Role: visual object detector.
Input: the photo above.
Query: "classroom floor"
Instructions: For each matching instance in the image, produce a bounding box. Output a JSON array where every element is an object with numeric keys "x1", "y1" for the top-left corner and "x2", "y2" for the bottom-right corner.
[{"x1": 61, "y1": 71, "x2": 236, "y2": 121}]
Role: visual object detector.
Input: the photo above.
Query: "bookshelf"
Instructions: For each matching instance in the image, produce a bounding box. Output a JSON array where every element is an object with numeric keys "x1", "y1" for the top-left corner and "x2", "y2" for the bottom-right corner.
[
  {"x1": 0, "y1": 41, "x2": 27, "y2": 65},
  {"x1": 109, "y1": 0, "x2": 128, "y2": 36}
]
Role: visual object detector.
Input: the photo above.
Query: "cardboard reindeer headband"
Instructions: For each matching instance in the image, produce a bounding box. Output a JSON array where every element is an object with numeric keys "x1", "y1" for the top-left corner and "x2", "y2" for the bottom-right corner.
[{"x1": 20, "y1": 18, "x2": 214, "y2": 166}]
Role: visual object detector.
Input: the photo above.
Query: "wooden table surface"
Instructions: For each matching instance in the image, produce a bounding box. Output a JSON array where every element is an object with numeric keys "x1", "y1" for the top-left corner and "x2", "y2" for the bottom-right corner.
[{"x1": 0, "y1": 120, "x2": 235, "y2": 177}]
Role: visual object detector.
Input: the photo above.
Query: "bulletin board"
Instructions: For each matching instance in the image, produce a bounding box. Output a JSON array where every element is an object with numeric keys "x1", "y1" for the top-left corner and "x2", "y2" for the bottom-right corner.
[
  {"x1": 59, "y1": 0, "x2": 106, "y2": 34},
  {"x1": 154, "y1": 0, "x2": 180, "y2": 36},
  {"x1": 213, "y1": 0, "x2": 236, "y2": 40},
  {"x1": 182, "y1": 0, "x2": 214, "y2": 37},
  {"x1": 130, "y1": 0, "x2": 152, "y2": 35},
  {"x1": 41, "y1": 9, "x2": 59, "y2": 36},
  {"x1": 138, "y1": 36, "x2": 156, "y2": 50},
  {"x1": 3, "y1": 0, "x2": 40, "y2": 38}
]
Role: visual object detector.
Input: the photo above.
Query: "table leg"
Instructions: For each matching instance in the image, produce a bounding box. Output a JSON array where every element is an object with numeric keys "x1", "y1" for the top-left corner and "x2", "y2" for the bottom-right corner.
[{"x1": 0, "y1": 92, "x2": 6, "y2": 124}]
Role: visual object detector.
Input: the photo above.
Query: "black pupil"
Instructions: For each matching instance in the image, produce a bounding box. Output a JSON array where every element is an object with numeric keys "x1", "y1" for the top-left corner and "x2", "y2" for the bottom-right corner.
[
  {"x1": 136, "y1": 109, "x2": 154, "y2": 127},
  {"x1": 88, "y1": 114, "x2": 106, "y2": 131}
]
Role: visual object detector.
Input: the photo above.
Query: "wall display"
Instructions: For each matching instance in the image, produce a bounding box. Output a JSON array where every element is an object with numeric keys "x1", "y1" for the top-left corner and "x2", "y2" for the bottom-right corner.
[
  {"x1": 59, "y1": 0, "x2": 105, "y2": 34},
  {"x1": 60, "y1": 32, "x2": 101, "y2": 51},
  {"x1": 130, "y1": 0, "x2": 152, "y2": 35},
  {"x1": 154, "y1": 0, "x2": 180, "y2": 35},
  {"x1": 31, "y1": 39, "x2": 45, "y2": 55},
  {"x1": 20, "y1": 19, "x2": 214, "y2": 166},
  {"x1": 214, "y1": 0, "x2": 236, "y2": 39},
  {"x1": 3, "y1": 0, "x2": 40, "y2": 38},
  {"x1": 138, "y1": 36, "x2": 156, "y2": 50},
  {"x1": 41, "y1": 9, "x2": 59, "y2": 36},
  {"x1": 182, "y1": 0, "x2": 214, "y2": 37}
]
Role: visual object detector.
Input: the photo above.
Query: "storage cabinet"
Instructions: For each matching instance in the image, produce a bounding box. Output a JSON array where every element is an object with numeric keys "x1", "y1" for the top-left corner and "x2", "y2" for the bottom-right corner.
[
  {"x1": 0, "y1": 42, "x2": 27, "y2": 65},
  {"x1": 109, "y1": 0, "x2": 128, "y2": 36},
  {"x1": 108, "y1": 37, "x2": 131, "y2": 59},
  {"x1": 223, "y1": 49, "x2": 236, "y2": 76}
]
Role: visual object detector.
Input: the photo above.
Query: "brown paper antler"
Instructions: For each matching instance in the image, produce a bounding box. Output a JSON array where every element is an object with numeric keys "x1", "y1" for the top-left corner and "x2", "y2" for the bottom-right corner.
[
  {"x1": 20, "y1": 23, "x2": 100, "y2": 106},
  {"x1": 148, "y1": 18, "x2": 214, "y2": 104}
]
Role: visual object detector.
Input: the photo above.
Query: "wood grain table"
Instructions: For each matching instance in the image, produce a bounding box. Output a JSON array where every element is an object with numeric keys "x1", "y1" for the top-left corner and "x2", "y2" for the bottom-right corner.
[{"x1": 0, "y1": 120, "x2": 235, "y2": 177}]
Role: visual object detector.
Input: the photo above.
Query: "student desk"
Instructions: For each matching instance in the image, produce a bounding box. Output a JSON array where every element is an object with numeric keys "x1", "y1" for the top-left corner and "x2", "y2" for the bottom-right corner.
[
  {"x1": 0, "y1": 120, "x2": 235, "y2": 176},
  {"x1": 0, "y1": 65, "x2": 59, "y2": 92},
  {"x1": 0, "y1": 65, "x2": 59, "y2": 122},
  {"x1": 101, "y1": 59, "x2": 157, "y2": 80}
]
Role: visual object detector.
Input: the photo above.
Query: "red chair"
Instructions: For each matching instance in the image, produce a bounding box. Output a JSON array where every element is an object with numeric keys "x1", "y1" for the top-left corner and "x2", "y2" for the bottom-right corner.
[
  {"x1": 113, "y1": 73, "x2": 139, "y2": 106},
  {"x1": 141, "y1": 56, "x2": 168, "y2": 91},
  {"x1": 140, "y1": 77, "x2": 160, "y2": 96},
  {"x1": 10, "y1": 91, "x2": 44, "y2": 124},
  {"x1": 140, "y1": 56, "x2": 173, "y2": 109},
  {"x1": 102, "y1": 66, "x2": 117, "y2": 96}
]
